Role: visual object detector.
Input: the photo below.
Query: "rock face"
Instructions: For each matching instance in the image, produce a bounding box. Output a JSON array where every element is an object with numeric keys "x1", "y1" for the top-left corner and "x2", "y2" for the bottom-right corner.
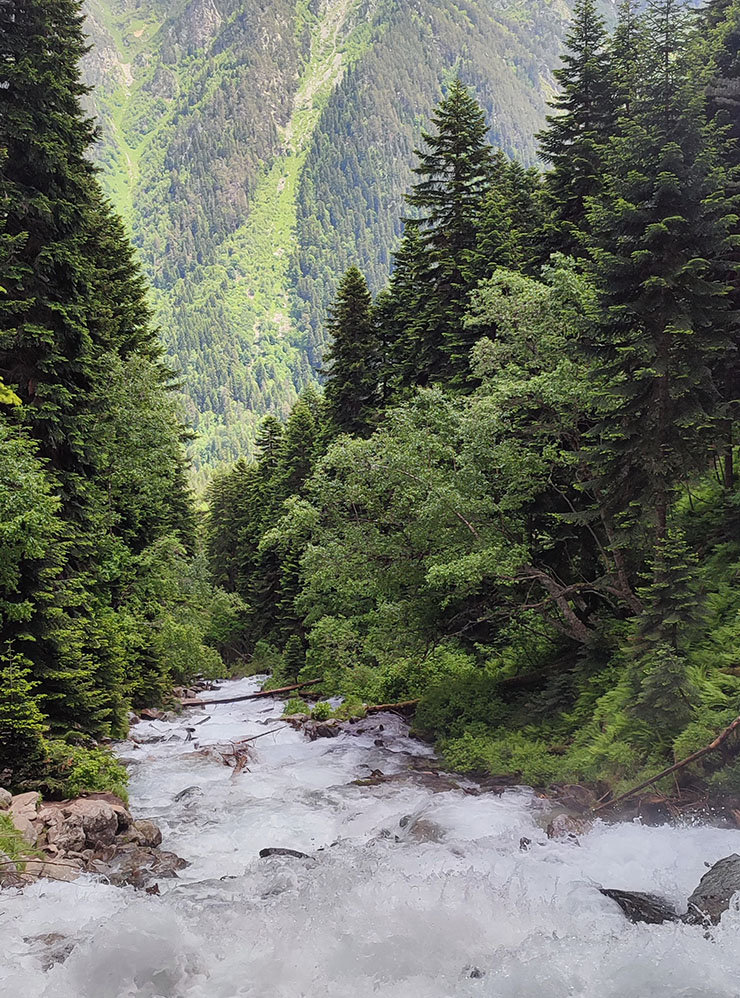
[
  {"x1": 684, "y1": 854, "x2": 740, "y2": 925},
  {"x1": 0, "y1": 786, "x2": 185, "y2": 890},
  {"x1": 600, "y1": 889, "x2": 679, "y2": 924}
]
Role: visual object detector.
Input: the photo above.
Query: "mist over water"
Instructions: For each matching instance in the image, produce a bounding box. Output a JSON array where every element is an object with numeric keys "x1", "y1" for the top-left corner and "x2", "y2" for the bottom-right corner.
[{"x1": 3, "y1": 677, "x2": 740, "y2": 997}]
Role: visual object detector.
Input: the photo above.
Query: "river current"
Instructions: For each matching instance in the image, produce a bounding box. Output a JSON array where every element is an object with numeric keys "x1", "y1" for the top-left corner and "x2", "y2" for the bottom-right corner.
[{"x1": 2, "y1": 676, "x2": 740, "y2": 997}]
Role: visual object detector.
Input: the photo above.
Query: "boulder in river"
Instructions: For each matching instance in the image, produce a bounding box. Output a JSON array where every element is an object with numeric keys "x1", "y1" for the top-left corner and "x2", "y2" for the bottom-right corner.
[
  {"x1": 600, "y1": 888, "x2": 679, "y2": 924},
  {"x1": 683, "y1": 853, "x2": 740, "y2": 925},
  {"x1": 546, "y1": 813, "x2": 593, "y2": 842}
]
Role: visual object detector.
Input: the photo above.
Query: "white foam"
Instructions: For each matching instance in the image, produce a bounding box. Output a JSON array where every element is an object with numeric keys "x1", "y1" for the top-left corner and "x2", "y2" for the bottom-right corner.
[{"x1": 2, "y1": 677, "x2": 739, "y2": 997}]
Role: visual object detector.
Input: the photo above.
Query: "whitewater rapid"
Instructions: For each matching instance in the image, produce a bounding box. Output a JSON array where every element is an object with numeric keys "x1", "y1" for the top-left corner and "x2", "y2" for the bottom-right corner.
[{"x1": 2, "y1": 676, "x2": 740, "y2": 997}]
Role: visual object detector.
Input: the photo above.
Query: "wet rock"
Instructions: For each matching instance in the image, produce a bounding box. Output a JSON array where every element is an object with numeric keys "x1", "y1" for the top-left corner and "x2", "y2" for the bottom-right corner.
[
  {"x1": 107, "y1": 846, "x2": 189, "y2": 887},
  {"x1": 546, "y1": 813, "x2": 593, "y2": 843},
  {"x1": 600, "y1": 888, "x2": 679, "y2": 924},
  {"x1": 134, "y1": 819, "x2": 163, "y2": 848},
  {"x1": 83, "y1": 793, "x2": 133, "y2": 831},
  {"x1": 683, "y1": 853, "x2": 740, "y2": 925},
  {"x1": 283, "y1": 713, "x2": 310, "y2": 729},
  {"x1": 259, "y1": 847, "x2": 311, "y2": 859},
  {"x1": 173, "y1": 785, "x2": 204, "y2": 803},
  {"x1": 23, "y1": 858, "x2": 82, "y2": 883},
  {"x1": 139, "y1": 707, "x2": 164, "y2": 720},
  {"x1": 519, "y1": 837, "x2": 532, "y2": 852},
  {"x1": 398, "y1": 814, "x2": 445, "y2": 843},
  {"x1": 0, "y1": 850, "x2": 22, "y2": 887},
  {"x1": 23, "y1": 933, "x2": 76, "y2": 970},
  {"x1": 63, "y1": 799, "x2": 118, "y2": 849},
  {"x1": 0, "y1": 787, "x2": 11, "y2": 810},
  {"x1": 305, "y1": 720, "x2": 341, "y2": 740}
]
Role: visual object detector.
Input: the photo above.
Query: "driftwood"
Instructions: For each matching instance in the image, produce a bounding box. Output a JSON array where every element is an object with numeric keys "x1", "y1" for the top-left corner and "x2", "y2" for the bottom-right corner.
[
  {"x1": 594, "y1": 712, "x2": 740, "y2": 813},
  {"x1": 182, "y1": 678, "x2": 321, "y2": 707},
  {"x1": 365, "y1": 699, "x2": 420, "y2": 716}
]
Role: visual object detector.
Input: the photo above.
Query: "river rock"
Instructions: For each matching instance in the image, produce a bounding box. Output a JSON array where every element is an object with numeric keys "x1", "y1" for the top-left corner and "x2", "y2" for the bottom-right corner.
[
  {"x1": 134, "y1": 819, "x2": 163, "y2": 848},
  {"x1": 600, "y1": 888, "x2": 679, "y2": 924},
  {"x1": 61, "y1": 799, "x2": 118, "y2": 849},
  {"x1": 10, "y1": 811, "x2": 38, "y2": 846},
  {"x1": 23, "y1": 858, "x2": 82, "y2": 883},
  {"x1": 305, "y1": 720, "x2": 341, "y2": 740},
  {"x1": 683, "y1": 854, "x2": 740, "y2": 925},
  {"x1": 10, "y1": 791, "x2": 40, "y2": 820},
  {"x1": 0, "y1": 787, "x2": 11, "y2": 810},
  {"x1": 546, "y1": 813, "x2": 593, "y2": 842},
  {"x1": 107, "y1": 846, "x2": 189, "y2": 887}
]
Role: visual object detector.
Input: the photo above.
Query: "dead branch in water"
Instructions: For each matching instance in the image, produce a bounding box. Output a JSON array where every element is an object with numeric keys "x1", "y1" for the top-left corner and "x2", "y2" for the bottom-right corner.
[
  {"x1": 365, "y1": 699, "x2": 420, "y2": 716},
  {"x1": 182, "y1": 678, "x2": 321, "y2": 707}
]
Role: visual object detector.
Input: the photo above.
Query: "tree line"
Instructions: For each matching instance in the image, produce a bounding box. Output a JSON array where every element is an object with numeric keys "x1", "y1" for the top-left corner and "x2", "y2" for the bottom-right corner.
[
  {"x1": 0, "y1": 0, "x2": 241, "y2": 794},
  {"x1": 207, "y1": 0, "x2": 740, "y2": 791}
]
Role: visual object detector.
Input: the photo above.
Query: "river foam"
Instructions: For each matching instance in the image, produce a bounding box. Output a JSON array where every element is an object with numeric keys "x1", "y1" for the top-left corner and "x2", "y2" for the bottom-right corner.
[{"x1": 2, "y1": 676, "x2": 740, "y2": 997}]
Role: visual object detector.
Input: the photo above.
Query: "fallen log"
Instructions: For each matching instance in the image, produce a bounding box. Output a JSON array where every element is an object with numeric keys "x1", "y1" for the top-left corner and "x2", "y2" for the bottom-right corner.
[
  {"x1": 365, "y1": 699, "x2": 420, "y2": 716},
  {"x1": 594, "y1": 712, "x2": 740, "y2": 813},
  {"x1": 182, "y1": 678, "x2": 321, "y2": 707}
]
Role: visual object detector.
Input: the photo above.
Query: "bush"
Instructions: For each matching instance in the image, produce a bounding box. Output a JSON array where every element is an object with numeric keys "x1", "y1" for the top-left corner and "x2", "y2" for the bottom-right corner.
[
  {"x1": 311, "y1": 700, "x2": 333, "y2": 721},
  {"x1": 39, "y1": 742, "x2": 129, "y2": 804},
  {"x1": 284, "y1": 697, "x2": 310, "y2": 715}
]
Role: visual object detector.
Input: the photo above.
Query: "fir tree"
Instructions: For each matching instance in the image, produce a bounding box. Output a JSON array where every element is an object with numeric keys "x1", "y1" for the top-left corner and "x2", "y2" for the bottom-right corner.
[
  {"x1": 587, "y1": 0, "x2": 737, "y2": 542},
  {"x1": 402, "y1": 78, "x2": 493, "y2": 387},
  {"x1": 538, "y1": 0, "x2": 615, "y2": 255},
  {"x1": 322, "y1": 267, "x2": 380, "y2": 437}
]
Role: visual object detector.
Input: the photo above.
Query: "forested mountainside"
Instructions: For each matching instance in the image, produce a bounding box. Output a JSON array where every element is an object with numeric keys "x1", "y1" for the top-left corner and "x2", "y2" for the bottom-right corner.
[{"x1": 81, "y1": 0, "x2": 602, "y2": 480}]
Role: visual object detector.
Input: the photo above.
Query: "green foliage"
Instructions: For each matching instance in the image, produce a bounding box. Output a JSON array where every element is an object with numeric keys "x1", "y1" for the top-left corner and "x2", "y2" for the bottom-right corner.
[
  {"x1": 284, "y1": 697, "x2": 310, "y2": 715},
  {"x1": 41, "y1": 742, "x2": 129, "y2": 804},
  {"x1": 0, "y1": 813, "x2": 40, "y2": 868},
  {"x1": 200, "y1": 2, "x2": 740, "y2": 797},
  {"x1": 310, "y1": 700, "x2": 333, "y2": 721}
]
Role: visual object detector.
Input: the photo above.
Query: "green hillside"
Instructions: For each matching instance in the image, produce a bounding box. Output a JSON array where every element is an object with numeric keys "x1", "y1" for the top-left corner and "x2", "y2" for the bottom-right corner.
[{"x1": 82, "y1": 0, "x2": 590, "y2": 483}]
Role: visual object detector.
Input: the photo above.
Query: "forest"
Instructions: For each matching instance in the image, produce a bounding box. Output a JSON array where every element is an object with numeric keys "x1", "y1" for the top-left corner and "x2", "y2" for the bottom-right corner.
[
  {"x1": 2, "y1": 0, "x2": 740, "y2": 804},
  {"x1": 206, "y1": 0, "x2": 740, "y2": 796}
]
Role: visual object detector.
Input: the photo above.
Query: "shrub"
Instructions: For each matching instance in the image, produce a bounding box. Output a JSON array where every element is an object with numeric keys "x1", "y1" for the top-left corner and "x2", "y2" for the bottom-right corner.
[
  {"x1": 39, "y1": 742, "x2": 129, "y2": 804},
  {"x1": 311, "y1": 700, "x2": 333, "y2": 721},
  {"x1": 284, "y1": 697, "x2": 310, "y2": 715}
]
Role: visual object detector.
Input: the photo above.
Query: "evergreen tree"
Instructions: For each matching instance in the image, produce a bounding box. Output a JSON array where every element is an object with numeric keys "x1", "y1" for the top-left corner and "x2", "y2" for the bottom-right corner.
[
  {"x1": 704, "y1": 0, "x2": 740, "y2": 488},
  {"x1": 322, "y1": 267, "x2": 380, "y2": 437},
  {"x1": 538, "y1": 0, "x2": 615, "y2": 255},
  {"x1": 587, "y1": 0, "x2": 737, "y2": 543},
  {"x1": 401, "y1": 78, "x2": 493, "y2": 387}
]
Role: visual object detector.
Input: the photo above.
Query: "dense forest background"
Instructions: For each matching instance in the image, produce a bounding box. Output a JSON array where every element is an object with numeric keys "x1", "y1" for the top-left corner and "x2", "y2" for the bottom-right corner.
[
  {"x1": 206, "y1": 0, "x2": 740, "y2": 796},
  {"x1": 81, "y1": 0, "x2": 608, "y2": 482}
]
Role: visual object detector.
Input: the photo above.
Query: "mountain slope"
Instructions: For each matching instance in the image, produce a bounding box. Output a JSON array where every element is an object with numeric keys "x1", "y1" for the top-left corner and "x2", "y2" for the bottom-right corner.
[{"x1": 82, "y1": 0, "x2": 585, "y2": 482}]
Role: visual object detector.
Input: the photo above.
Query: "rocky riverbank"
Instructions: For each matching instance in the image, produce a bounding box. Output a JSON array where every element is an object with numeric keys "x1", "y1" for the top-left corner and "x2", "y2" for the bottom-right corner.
[{"x1": 0, "y1": 788, "x2": 186, "y2": 889}]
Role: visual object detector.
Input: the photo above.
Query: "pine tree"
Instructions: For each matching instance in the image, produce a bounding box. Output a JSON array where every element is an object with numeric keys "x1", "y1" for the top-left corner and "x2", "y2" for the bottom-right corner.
[
  {"x1": 703, "y1": 0, "x2": 740, "y2": 488},
  {"x1": 586, "y1": 0, "x2": 737, "y2": 543},
  {"x1": 402, "y1": 78, "x2": 493, "y2": 387},
  {"x1": 322, "y1": 267, "x2": 380, "y2": 437},
  {"x1": 477, "y1": 154, "x2": 547, "y2": 276},
  {"x1": 538, "y1": 0, "x2": 615, "y2": 255}
]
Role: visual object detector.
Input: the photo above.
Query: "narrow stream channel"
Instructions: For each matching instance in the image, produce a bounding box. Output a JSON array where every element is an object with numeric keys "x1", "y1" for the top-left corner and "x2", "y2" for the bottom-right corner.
[{"x1": 3, "y1": 676, "x2": 740, "y2": 997}]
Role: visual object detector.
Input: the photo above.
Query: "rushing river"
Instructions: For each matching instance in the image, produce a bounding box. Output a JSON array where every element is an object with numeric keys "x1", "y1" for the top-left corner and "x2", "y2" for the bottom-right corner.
[{"x1": 3, "y1": 676, "x2": 740, "y2": 997}]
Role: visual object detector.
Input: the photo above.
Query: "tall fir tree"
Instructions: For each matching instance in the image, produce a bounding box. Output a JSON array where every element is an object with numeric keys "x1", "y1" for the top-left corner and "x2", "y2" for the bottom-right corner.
[
  {"x1": 323, "y1": 267, "x2": 381, "y2": 437},
  {"x1": 538, "y1": 0, "x2": 615, "y2": 256},
  {"x1": 401, "y1": 78, "x2": 493, "y2": 388},
  {"x1": 586, "y1": 0, "x2": 737, "y2": 543}
]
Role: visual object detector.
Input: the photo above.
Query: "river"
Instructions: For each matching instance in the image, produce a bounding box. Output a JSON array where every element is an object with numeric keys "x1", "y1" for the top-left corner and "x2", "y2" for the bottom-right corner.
[{"x1": 2, "y1": 676, "x2": 740, "y2": 997}]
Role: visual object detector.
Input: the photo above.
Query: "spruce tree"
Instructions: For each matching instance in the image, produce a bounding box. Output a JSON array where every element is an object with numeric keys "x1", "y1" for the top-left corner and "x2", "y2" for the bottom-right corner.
[
  {"x1": 704, "y1": 0, "x2": 740, "y2": 488},
  {"x1": 322, "y1": 267, "x2": 380, "y2": 437},
  {"x1": 538, "y1": 0, "x2": 615, "y2": 255},
  {"x1": 587, "y1": 0, "x2": 737, "y2": 542},
  {"x1": 402, "y1": 78, "x2": 493, "y2": 387}
]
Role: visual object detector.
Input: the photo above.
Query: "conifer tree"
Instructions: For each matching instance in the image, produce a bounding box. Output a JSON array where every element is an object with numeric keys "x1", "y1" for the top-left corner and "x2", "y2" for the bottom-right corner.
[
  {"x1": 704, "y1": 0, "x2": 740, "y2": 488},
  {"x1": 587, "y1": 0, "x2": 737, "y2": 543},
  {"x1": 323, "y1": 267, "x2": 380, "y2": 437},
  {"x1": 538, "y1": 0, "x2": 615, "y2": 255},
  {"x1": 402, "y1": 78, "x2": 493, "y2": 387}
]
